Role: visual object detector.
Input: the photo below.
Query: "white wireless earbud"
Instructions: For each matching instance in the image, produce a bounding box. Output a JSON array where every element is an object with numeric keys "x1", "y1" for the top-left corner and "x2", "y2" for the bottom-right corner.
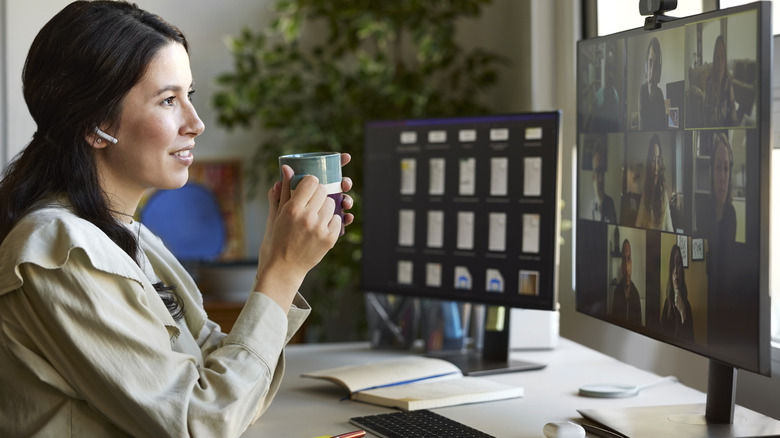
[{"x1": 94, "y1": 127, "x2": 118, "y2": 144}]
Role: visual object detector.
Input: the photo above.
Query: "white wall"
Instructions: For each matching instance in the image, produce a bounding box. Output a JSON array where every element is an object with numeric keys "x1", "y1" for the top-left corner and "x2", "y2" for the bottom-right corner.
[
  {"x1": 0, "y1": 0, "x2": 6, "y2": 166},
  {"x1": 456, "y1": 1, "x2": 532, "y2": 112}
]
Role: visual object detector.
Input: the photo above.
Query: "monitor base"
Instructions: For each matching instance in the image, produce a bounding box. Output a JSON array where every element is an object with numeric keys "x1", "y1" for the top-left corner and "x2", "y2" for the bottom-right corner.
[
  {"x1": 578, "y1": 403, "x2": 780, "y2": 438},
  {"x1": 428, "y1": 350, "x2": 546, "y2": 376}
]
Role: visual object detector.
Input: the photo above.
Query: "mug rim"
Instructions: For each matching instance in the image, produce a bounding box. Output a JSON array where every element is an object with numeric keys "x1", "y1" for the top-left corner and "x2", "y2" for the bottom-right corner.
[{"x1": 279, "y1": 152, "x2": 340, "y2": 159}]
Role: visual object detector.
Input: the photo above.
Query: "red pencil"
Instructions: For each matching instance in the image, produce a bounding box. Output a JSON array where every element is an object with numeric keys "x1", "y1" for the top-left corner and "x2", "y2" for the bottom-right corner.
[{"x1": 331, "y1": 430, "x2": 366, "y2": 438}]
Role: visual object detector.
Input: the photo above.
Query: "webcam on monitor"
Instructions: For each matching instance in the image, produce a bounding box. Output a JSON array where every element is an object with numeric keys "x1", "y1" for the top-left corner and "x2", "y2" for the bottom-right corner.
[
  {"x1": 640, "y1": 0, "x2": 677, "y2": 30},
  {"x1": 638, "y1": 0, "x2": 677, "y2": 16}
]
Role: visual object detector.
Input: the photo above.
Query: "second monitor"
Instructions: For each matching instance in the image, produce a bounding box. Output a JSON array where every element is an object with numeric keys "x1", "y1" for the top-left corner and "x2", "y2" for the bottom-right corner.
[{"x1": 361, "y1": 112, "x2": 562, "y2": 374}]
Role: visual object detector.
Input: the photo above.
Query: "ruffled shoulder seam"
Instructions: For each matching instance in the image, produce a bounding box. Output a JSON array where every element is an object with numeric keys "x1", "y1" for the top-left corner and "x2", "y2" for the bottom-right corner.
[{"x1": 0, "y1": 207, "x2": 145, "y2": 295}]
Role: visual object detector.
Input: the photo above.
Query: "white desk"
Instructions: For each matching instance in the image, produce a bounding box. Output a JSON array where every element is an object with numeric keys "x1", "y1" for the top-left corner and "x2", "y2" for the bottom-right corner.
[{"x1": 242, "y1": 337, "x2": 708, "y2": 437}]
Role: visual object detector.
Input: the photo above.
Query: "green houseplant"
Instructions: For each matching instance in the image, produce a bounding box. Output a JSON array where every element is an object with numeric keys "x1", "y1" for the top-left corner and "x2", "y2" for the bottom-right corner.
[{"x1": 213, "y1": 0, "x2": 505, "y2": 342}]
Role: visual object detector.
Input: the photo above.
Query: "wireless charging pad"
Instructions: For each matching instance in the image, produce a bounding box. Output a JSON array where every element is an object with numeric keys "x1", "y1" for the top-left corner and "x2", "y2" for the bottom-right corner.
[
  {"x1": 579, "y1": 376, "x2": 678, "y2": 398},
  {"x1": 579, "y1": 383, "x2": 640, "y2": 398}
]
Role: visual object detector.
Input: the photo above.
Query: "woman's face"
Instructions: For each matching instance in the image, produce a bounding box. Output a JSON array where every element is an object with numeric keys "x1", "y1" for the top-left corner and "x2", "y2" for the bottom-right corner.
[
  {"x1": 646, "y1": 45, "x2": 659, "y2": 86},
  {"x1": 713, "y1": 142, "x2": 731, "y2": 208},
  {"x1": 621, "y1": 241, "x2": 632, "y2": 287},
  {"x1": 94, "y1": 42, "x2": 205, "y2": 207}
]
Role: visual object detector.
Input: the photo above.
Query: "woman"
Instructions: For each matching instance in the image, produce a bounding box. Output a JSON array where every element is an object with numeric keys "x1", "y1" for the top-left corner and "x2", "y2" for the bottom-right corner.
[
  {"x1": 697, "y1": 133, "x2": 748, "y2": 352},
  {"x1": 585, "y1": 42, "x2": 620, "y2": 132},
  {"x1": 704, "y1": 35, "x2": 738, "y2": 127},
  {"x1": 696, "y1": 132, "x2": 736, "y2": 243},
  {"x1": 697, "y1": 132, "x2": 737, "y2": 242},
  {"x1": 661, "y1": 244, "x2": 694, "y2": 341},
  {"x1": 0, "y1": 2, "x2": 353, "y2": 436},
  {"x1": 638, "y1": 37, "x2": 666, "y2": 130},
  {"x1": 635, "y1": 134, "x2": 673, "y2": 231}
]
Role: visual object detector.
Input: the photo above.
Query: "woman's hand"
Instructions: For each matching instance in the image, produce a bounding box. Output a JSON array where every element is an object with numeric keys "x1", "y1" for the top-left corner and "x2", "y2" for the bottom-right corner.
[
  {"x1": 339, "y1": 153, "x2": 355, "y2": 228},
  {"x1": 255, "y1": 153, "x2": 354, "y2": 311}
]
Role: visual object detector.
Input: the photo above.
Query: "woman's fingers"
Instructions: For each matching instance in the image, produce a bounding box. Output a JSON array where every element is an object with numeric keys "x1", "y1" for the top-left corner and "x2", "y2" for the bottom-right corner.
[
  {"x1": 288, "y1": 175, "x2": 338, "y2": 239},
  {"x1": 340, "y1": 152, "x2": 351, "y2": 167},
  {"x1": 278, "y1": 164, "x2": 295, "y2": 209},
  {"x1": 341, "y1": 176, "x2": 353, "y2": 194},
  {"x1": 340, "y1": 194, "x2": 354, "y2": 227}
]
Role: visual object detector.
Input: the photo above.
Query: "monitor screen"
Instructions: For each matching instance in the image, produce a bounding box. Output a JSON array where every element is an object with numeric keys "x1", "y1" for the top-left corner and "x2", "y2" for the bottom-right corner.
[
  {"x1": 575, "y1": 1, "x2": 774, "y2": 432},
  {"x1": 362, "y1": 112, "x2": 561, "y2": 312}
]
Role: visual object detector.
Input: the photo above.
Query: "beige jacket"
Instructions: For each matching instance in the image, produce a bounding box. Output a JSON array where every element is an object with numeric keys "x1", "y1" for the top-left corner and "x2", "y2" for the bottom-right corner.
[{"x1": 0, "y1": 202, "x2": 310, "y2": 437}]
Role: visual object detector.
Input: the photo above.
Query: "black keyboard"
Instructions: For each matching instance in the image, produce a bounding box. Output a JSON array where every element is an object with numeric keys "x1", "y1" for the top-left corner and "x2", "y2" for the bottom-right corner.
[{"x1": 349, "y1": 409, "x2": 495, "y2": 438}]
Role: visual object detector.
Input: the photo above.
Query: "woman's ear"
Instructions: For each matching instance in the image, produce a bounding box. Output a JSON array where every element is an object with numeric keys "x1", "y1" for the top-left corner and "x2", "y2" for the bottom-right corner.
[{"x1": 88, "y1": 127, "x2": 118, "y2": 148}]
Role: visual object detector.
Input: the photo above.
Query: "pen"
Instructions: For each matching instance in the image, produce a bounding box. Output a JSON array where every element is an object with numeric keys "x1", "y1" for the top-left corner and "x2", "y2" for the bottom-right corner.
[{"x1": 331, "y1": 430, "x2": 366, "y2": 438}]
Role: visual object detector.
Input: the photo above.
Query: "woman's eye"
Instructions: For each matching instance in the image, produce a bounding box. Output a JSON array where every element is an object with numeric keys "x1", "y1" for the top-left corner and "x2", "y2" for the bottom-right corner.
[
  {"x1": 188, "y1": 90, "x2": 195, "y2": 102},
  {"x1": 163, "y1": 96, "x2": 176, "y2": 106}
]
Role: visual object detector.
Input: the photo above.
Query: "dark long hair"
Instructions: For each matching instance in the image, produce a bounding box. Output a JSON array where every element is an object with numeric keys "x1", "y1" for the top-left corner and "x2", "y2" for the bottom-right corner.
[
  {"x1": 642, "y1": 134, "x2": 666, "y2": 221},
  {"x1": 664, "y1": 244, "x2": 688, "y2": 320},
  {"x1": 0, "y1": 1, "x2": 187, "y2": 320}
]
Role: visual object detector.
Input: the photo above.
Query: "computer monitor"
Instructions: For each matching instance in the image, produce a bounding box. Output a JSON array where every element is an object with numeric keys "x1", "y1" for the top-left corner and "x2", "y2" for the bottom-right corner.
[
  {"x1": 362, "y1": 112, "x2": 561, "y2": 375},
  {"x1": 575, "y1": 2, "x2": 780, "y2": 436}
]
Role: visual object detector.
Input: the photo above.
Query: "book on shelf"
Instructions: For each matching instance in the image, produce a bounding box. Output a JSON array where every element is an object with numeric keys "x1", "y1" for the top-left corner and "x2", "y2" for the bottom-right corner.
[{"x1": 301, "y1": 356, "x2": 524, "y2": 411}]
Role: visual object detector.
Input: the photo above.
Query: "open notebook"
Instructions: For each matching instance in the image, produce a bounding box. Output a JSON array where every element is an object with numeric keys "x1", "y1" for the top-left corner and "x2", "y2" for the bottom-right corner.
[{"x1": 302, "y1": 356, "x2": 523, "y2": 411}]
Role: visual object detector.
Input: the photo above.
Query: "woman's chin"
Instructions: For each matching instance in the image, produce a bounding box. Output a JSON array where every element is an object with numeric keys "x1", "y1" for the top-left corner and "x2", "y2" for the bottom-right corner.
[{"x1": 159, "y1": 176, "x2": 189, "y2": 191}]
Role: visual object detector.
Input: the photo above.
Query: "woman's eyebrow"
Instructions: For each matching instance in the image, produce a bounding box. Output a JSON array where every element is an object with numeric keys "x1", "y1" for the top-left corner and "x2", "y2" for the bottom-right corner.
[{"x1": 154, "y1": 82, "x2": 194, "y2": 96}]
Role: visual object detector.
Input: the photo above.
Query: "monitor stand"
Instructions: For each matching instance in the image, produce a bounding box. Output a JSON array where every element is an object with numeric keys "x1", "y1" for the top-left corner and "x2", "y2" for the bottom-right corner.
[
  {"x1": 426, "y1": 307, "x2": 546, "y2": 376},
  {"x1": 578, "y1": 360, "x2": 780, "y2": 437}
]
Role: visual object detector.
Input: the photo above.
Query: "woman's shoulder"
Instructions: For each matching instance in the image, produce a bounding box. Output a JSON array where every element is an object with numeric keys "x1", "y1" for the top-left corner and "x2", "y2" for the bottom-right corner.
[
  {"x1": 5, "y1": 202, "x2": 112, "y2": 251},
  {"x1": 639, "y1": 82, "x2": 648, "y2": 96},
  {"x1": 0, "y1": 203, "x2": 141, "y2": 293},
  {"x1": 723, "y1": 202, "x2": 738, "y2": 234},
  {"x1": 724, "y1": 202, "x2": 737, "y2": 219}
]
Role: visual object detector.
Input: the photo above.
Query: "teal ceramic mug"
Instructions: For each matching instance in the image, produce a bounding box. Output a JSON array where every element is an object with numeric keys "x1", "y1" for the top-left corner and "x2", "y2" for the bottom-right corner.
[{"x1": 279, "y1": 152, "x2": 344, "y2": 236}]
